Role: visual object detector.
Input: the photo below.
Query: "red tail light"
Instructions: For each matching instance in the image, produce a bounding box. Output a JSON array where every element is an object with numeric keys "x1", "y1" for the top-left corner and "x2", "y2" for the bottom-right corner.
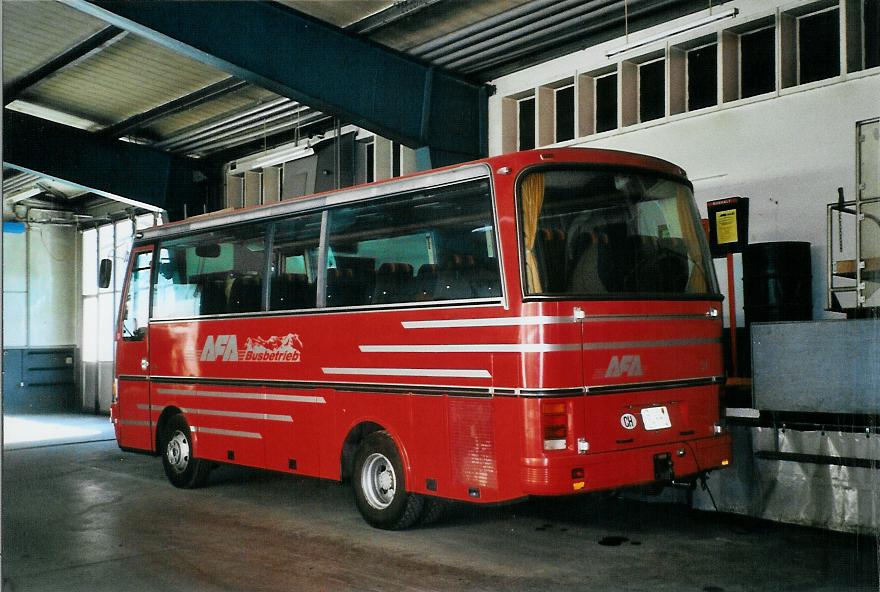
[{"x1": 542, "y1": 401, "x2": 568, "y2": 451}]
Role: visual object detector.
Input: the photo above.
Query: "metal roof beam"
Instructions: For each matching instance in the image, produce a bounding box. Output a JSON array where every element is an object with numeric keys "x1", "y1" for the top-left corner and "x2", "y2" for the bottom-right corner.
[
  {"x1": 3, "y1": 25, "x2": 127, "y2": 105},
  {"x1": 3, "y1": 110, "x2": 205, "y2": 209},
  {"x1": 64, "y1": 0, "x2": 488, "y2": 167},
  {"x1": 101, "y1": 76, "x2": 249, "y2": 140},
  {"x1": 347, "y1": 0, "x2": 444, "y2": 35}
]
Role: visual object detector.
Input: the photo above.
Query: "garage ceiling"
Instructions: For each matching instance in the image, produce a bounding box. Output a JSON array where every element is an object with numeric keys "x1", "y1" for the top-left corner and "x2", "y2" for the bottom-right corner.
[{"x1": 2, "y1": 0, "x2": 718, "y2": 215}]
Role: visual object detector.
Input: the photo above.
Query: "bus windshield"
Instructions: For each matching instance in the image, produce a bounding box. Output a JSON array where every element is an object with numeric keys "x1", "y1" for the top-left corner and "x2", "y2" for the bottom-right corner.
[{"x1": 520, "y1": 168, "x2": 718, "y2": 297}]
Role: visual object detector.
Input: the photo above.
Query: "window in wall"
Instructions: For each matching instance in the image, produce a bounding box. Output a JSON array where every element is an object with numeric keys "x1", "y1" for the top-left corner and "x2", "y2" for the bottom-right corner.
[
  {"x1": 81, "y1": 216, "x2": 157, "y2": 365},
  {"x1": 518, "y1": 97, "x2": 536, "y2": 150},
  {"x1": 555, "y1": 85, "x2": 575, "y2": 142},
  {"x1": 595, "y1": 73, "x2": 618, "y2": 133},
  {"x1": 268, "y1": 212, "x2": 322, "y2": 311},
  {"x1": 81, "y1": 228, "x2": 98, "y2": 363},
  {"x1": 688, "y1": 43, "x2": 718, "y2": 110},
  {"x1": 392, "y1": 142, "x2": 401, "y2": 177},
  {"x1": 115, "y1": 220, "x2": 133, "y2": 293},
  {"x1": 798, "y1": 7, "x2": 841, "y2": 83},
  {"x1": 365, "y1": 141, "x2": 375, "y2": 183},
  {"x1": 324, "y1": 179, "x2": 500, "y2": 307},
  {"x1": 153, "y1": 224, "x2": 267, "y2": 318},
  {"x1": 639, "y1": 58, "x2": 665, "y2": 122},
  {"x1": 137, "y1": 212, "x2": 160, "y2": 231},
  {"x1": 98, "y1": 224, "x2": 116, "y2": 362},
  {"x1": 867, "y1": 0, "x2": 880, "y2": 68},
  {"x1": 82, "y1": 228, "x2": 98, "y2": 297},
  {"x1": 740, "y1": 26, "x2": 776, "y2": 98}
]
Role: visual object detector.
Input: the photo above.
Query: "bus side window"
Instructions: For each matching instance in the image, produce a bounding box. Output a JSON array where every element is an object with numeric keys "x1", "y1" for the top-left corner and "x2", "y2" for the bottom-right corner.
[
  {"x1": 121, "y1": 251, "x2": 152, "y2": 340},
  {"x1": 269, "y1": 213, "x2": 322, "y2": 311},
  {"x1": 153, "y1": 223, "x2": 267, "y2": 318},
  {"x1": 324, "y1": 179, "x2": 501, "y2": 307}
]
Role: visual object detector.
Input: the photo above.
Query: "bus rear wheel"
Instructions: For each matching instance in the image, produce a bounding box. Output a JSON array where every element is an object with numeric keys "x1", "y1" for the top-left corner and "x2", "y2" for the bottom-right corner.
[
  {"x1": 160, "y1": 414, "x2": 209, "y2": 489},
  {"x1": 352, "y1": 431, "x2": 423, "y2": 530}
]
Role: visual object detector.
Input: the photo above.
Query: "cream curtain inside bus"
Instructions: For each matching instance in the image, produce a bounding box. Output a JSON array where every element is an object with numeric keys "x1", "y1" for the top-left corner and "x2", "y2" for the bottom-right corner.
[
  {"x1": 521, "y1": 172, "x2": 545, "y2": 293},
  {"x1": 676, "y1": 185, "x2": 708, "y2": 293}
]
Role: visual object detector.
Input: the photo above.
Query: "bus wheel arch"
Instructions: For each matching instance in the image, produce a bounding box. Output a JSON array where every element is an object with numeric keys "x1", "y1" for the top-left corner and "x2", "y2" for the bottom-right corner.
[
  {"x1": 340, "y1": 421, "x2": 385, "y2": 482},
  {"x1": 154, "y1": 406, "x2": 183, "y2": 454}
]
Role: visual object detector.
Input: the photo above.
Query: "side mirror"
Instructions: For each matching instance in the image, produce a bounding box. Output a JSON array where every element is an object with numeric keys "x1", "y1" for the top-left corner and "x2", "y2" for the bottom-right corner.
[{"x1": 98, "y1": 258, "x2": 113, "y2": 289}]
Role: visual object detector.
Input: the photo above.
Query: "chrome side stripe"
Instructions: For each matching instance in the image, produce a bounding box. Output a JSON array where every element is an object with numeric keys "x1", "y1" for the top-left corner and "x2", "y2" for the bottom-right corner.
[
  {"x1": 138, "y1": 404, "x2": 293, "y2": 422},
  {"x1": 402, "y1": 313, "x2": 718, "y2": 329},
  {"x1": 584, "y1": 314, "x2": 717, "y2": 322},
  {"x1": 360, "y1": 339, "x2": 715, "y2": 353},
  {"x1": 359, "y1": 343, "x2": 580, "y2": 353},
  {"x1": 321, "y1": 367, "x2": 491, "y2": 379},
  {"x1": 584, "y1": 376, "x2": 723, "y2": 394},
  {"x1": 117, "y1": 419, "x2": 151, "y2": 427},
  {"x1": 191, "y1": 426, "x2": 262, "y2": 439},
  {"x1": 156, "y1": 388, "x2": 325, "y2": 404},
  {"x1": 582, "y1": 338, "x2": 720, "y2": 350},
  {"x1": 402, "y1": 316, "x2": 571, "y2": 329}
]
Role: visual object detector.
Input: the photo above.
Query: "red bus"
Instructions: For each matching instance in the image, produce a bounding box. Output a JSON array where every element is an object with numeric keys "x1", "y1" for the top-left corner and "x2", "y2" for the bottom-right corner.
[{"x1": 112, "y1": 147, "x2": 731, "y2": 529}]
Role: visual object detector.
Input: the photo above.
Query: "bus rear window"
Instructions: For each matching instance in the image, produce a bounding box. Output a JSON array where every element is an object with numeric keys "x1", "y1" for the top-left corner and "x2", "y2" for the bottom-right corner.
[{"x1": 519, "y1": 168, "x2": 718, "y2": 298}]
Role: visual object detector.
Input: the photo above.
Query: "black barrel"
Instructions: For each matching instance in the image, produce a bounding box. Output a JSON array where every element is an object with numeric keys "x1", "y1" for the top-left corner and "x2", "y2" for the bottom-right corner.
[{"x1": 743, "y1": 242, "x2": 812, "y2": 324}]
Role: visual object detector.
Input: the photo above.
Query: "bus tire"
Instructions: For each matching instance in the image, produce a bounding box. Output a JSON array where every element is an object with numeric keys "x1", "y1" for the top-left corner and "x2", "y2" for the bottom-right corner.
[
  {"x1": 352, "y1": 431, "x2": 423, "y2": 530},
  {"x1": 419, "y1": 497, "x2": 447, "y2": 526},
  {"x1": 160, "y1": 414, "x2": 209, "y2": 489}
]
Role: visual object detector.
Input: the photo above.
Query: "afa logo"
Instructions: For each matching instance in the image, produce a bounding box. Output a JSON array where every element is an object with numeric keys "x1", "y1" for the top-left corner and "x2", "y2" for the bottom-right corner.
[
  {"x1": 605, "y1": 354, "x2": 643, "y2": 378},
  {"x1": 199, "y1": 334, "x2": 303, "y2": 363},
  {"x1": 200, "y1": 334, "x2": 239, "y2": 362}
]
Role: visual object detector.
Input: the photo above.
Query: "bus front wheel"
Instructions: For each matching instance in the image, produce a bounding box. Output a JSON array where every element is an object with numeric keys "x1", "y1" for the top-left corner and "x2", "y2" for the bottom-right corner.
[
  {"x1": 352, "y1": 431, "x2": 423, "y2": 529},
  {"x1": 160, "y1": 414, "x2": 210, "y2": 489}
]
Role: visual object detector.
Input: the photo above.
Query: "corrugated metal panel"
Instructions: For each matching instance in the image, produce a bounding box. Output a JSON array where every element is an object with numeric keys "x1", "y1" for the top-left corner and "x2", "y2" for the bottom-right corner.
[
  {"x1": 143, "y1": 86, "x2": 279, "y2": 139},
  {"x1": 369, "y1": 0, "x2": 534, "y2": 50},
  {"x1": 19, "y1": 34, "x2": 229, "y2": 125},
  {"x1": 276, "y1": 0, "x2": 394, "y2": 28},
  {"x1": 1, "y1": 1, "x2": 106, "y2": 85}
]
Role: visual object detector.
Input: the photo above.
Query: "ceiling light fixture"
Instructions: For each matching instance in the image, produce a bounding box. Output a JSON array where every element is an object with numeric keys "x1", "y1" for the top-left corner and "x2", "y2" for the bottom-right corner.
[{"x1": 605, "y1": 7, "x2": 738, "y2": 58}]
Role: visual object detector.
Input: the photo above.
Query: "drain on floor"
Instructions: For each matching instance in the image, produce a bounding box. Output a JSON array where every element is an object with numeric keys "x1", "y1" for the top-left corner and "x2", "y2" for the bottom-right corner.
[{"x1": 598, "y1": 535, "x2": 629, "y2": 546}]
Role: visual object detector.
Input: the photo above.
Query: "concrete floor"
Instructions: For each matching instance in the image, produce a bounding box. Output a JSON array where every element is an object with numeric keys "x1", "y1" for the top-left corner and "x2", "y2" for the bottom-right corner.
[{"x1": 2, "y1": 414, "x2": 878, "y2": 592}]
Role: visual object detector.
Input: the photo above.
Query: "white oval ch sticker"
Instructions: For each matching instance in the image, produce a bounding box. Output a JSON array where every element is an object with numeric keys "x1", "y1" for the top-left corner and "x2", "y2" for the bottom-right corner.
[{"x1": 620, "y1": 413, "x2": 638, "y2": 430}]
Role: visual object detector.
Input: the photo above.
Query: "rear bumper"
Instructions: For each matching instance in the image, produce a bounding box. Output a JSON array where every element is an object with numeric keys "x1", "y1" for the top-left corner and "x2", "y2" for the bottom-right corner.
[{"x1": 520, "y1": 434, "x2": 732, "y2": 496}]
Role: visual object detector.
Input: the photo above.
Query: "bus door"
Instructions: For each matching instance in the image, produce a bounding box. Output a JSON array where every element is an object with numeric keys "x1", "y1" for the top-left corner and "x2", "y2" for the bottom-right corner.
[{"x1": 113, "y1": 246, "x2": 154, "y2": 451}]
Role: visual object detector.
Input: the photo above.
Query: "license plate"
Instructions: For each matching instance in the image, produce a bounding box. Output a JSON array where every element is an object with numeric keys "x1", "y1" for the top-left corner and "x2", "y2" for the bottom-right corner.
[{"x1": 640, "y1": 406, "x2": 672, "y2": 431}]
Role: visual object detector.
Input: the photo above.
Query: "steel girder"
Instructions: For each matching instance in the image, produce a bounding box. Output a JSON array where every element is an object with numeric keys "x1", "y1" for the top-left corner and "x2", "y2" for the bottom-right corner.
[
  {"x1": 3, "y1": 110, "x2": 205, "y2": 209},
  {"x1": 64, "y1": 0, "x2": 489, "y2": 168}
]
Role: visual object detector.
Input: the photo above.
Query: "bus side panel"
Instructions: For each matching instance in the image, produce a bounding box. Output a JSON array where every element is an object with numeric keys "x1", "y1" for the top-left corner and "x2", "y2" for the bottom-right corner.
[
  {"x1": 150, "y1": 383, "x2": 266, "y2": 468},
  {"x1": 406, "y1": 393, "x2": 452, "y2": 497},
  {"x1": 493, "y1": 395, "x2": 529, "y2": 501},
  {"x1": 261, "y1": 385, "x2": 332, "y2": 476},
  {"x1": 115, "y1": 379, "x2": 153, "y2": 451},
  {"x1": 446, "y1": 397, "x2": 499, "y2": 501},
  {"x1": 335, "y1": 391, "x2": 412, "y2": 472}
]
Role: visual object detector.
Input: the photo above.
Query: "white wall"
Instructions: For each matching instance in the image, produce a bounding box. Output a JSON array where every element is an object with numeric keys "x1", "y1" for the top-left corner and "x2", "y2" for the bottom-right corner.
[
  {"x1": 2, "y1": 223, "x2": 77, "y2": 347},
  {"x1": 3, "y1": 229, "x2": 28, "y2": 347},
  {"x1": 488, "y1": 0, "x2": 880, "y2": 322}
]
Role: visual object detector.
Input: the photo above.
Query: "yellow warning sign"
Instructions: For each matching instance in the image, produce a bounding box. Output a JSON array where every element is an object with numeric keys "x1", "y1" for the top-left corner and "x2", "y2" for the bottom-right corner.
[{"x1": 715, "y1": 209, "x2": 738, "y2": 244}]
